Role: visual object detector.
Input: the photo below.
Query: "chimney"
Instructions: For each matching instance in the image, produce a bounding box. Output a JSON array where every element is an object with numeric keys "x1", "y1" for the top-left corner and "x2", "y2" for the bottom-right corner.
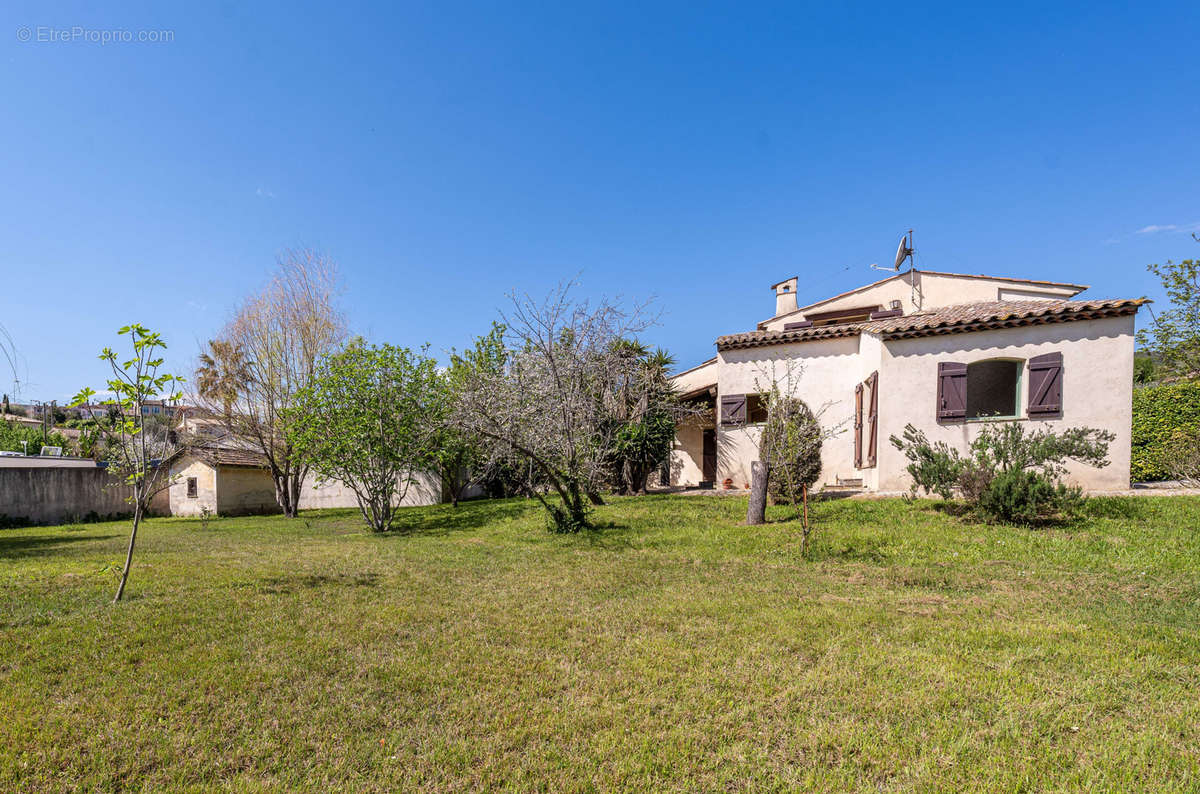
[{"x1": 772, "y1": 277, "x2": 798, "y2": 316}]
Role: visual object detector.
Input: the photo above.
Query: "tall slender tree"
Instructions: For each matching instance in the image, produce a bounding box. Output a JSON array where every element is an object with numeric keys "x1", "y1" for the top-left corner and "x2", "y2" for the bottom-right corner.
[{"x1": 196, "y1": 249, "x2": 346, "y2": 517}]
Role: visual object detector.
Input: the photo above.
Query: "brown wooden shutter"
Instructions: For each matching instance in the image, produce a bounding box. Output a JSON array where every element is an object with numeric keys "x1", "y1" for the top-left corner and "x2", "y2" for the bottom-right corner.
[
  {"x1": 853, "y1": 382, "x2": 864, "y2": 468},
  {"x1": 937, "y1": 362, "x2": 967, "y2": 421},
  {"x1": 866, "y1": 371, "x2": 879, "y2": 467},
  {"x1": 1027, "y1": 352, "x2": 1063, "y2": 416},
  {"x1": 720, "y1": 394, "x2": 746, "y2": 426}
]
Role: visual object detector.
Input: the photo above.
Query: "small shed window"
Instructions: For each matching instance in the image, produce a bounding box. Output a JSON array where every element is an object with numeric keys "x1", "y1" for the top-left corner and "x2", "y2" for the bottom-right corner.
[
  {"x1": 186, "y1": 477, "x2": 198, "y2": 499},
  {"x1": 966, "y1": 360, "x2": 1021, "y2": 419}
]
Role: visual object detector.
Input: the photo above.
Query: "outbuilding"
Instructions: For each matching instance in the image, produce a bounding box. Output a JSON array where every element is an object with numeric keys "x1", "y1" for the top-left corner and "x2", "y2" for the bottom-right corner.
[{"x1": 167, "y1": 445, "x2": 442, "y2": 516}]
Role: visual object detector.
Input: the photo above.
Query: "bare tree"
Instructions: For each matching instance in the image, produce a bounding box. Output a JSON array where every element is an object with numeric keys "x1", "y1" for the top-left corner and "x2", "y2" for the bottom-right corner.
[
  {"x1": 196, "y1": 249, "x2": 346, "y2": 517},
  {"x1": 452, "y1": 281, "x2": 656, "y2": 531}
]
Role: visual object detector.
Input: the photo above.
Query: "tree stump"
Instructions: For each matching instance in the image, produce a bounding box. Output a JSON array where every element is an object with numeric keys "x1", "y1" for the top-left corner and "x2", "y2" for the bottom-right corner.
[{"x1": 746, "y1": 461, "x2": 768, "y2": 525}]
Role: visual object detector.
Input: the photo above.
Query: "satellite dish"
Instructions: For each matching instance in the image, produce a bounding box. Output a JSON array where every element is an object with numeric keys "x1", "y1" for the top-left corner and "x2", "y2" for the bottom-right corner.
[{"x1": 894, "y1": 233, "x2": 913, "y2": 270}]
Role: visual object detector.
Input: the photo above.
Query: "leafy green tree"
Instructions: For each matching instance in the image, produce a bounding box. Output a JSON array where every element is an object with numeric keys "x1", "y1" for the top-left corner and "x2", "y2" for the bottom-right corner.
[
  {"x1": 1138, "y1": 238, "x2": 1200, "y2": 378},
  {"x1": 72, "y1": 324, "x2": 184, "y2": 602},
  {"x1": 288, "y1": 339, "x2": 441, "y2": 532},
  {"x1": 1133, "y1": 353, "x2": 1158, "y2": 385}
]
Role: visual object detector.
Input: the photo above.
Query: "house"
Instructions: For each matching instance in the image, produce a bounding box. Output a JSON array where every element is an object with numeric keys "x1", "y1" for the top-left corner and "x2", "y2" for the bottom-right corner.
[
  {"x1": 668, "y1": 269, "x2": 1144, "y2": 493},
  {"x1": 167, "y1": 444, "x2": 442, "y2": 516},
  {"x1": 140, "y1": 400, "x2": 172, "y2": 417},
  {"x1": 76, "y1": 404, "x2": 111, "y2": 421}
]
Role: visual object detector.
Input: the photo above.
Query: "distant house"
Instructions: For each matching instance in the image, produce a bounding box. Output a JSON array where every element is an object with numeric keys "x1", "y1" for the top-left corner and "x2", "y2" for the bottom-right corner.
[
  {"x1": 167, "y1": 444, "x2": 442, "y2": 517},
  {"x1": 669, "y1": 269, "x2": 1144, "y2": 493},
  {"x1": 140, "y1": 400, "x2": 168, "y2": 417},
  {"x1": 76, "y1": 404, "x2": 111, "y2": 421}
]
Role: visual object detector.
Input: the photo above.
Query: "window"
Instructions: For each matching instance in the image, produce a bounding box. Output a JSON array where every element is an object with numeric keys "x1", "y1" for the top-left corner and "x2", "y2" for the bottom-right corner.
[
  {"x1": 186, "y1": 477, "x2": 198, "y2": 498},
  {"x1": 720, "y1": 393, "x2": 768, "y2": 425},
  {"x1": 965, "y1": 360, "x2": 1021, "y2": 419},
  {"x1": 747, "y1": 394, "x2": 768, "y2": 423}
]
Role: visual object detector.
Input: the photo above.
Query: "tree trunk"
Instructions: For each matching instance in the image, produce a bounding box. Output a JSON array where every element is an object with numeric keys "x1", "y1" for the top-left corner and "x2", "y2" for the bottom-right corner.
[
  {"x1": 800, "y1": 483, "x2": 811, "y2": 557},
  {"x1": 586, "y1": 490, "x2": 605, "y2": 506},
  {"x1": 746, "y1": 461, "x2": 768, "y2": 525},
  {"x1": 113, "y1": 501, "x2": 142, "y2": 602}
]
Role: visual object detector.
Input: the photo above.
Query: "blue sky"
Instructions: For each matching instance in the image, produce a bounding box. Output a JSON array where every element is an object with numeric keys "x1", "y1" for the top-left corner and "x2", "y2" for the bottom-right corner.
[{"x1": 2, "y1": 1, "x2": 1198, "y2": 402}]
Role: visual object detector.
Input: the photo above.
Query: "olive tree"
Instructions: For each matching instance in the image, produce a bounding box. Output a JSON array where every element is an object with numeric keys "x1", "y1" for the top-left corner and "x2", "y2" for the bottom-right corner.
[
  {"x1": 287, "y1": 340, "x2": 441, "y2": 532},
  {"x1": 72, "y1": 324, "x2": 185, "y2": 602}
]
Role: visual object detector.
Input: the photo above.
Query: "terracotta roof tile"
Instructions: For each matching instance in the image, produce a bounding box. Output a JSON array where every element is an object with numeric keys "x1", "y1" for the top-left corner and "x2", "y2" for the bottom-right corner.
[
  {"x1": 719, "y1": 298, "x2": 1146, "y2": 351},
  {"x1": 191, "y1": 445, "x2": 270, "y2": 468}
]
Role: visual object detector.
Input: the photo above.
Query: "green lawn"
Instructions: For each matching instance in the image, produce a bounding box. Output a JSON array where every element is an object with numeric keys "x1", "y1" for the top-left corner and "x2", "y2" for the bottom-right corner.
[{"x1": 2, "y1": 494, "x2": 1199, "y2": 792}]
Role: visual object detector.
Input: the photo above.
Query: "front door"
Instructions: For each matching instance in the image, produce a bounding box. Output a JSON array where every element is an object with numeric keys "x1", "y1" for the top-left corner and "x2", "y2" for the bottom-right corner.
[{"x1": 702, "y1": 429, "x2": 717, "y2": 483}]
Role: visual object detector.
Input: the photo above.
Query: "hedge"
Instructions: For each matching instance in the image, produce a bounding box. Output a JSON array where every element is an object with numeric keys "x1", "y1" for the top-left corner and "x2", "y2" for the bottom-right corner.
[{"x1": 1131, "y1": 381, "x2": 1200, "y2": 481}]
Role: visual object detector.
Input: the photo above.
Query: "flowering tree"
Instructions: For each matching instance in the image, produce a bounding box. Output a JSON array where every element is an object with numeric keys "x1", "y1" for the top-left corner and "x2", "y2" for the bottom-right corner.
[
  {"x1": 452, "y1": 282, "x2": 657, "y2": 531},
  {"x1": 72, "y1": 324, "x2": 184, "y2": 602}
]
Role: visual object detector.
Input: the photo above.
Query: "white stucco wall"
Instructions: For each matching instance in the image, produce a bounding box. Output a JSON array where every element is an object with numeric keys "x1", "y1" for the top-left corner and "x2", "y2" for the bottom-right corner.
[
  {"x1": 669, "y1": 419, "x2": 707, "y2": 486},
  {"x1": 168, "y1": 456, "x2": 218, "y2": 516},
  {"x1": 692, "y1": 314, "x2": 1133, "y2": 494},
  {"x1": 217, "y1": 467, "x2": 281, "y2": 516},
  {"x1": 874, "y1": 314, "x2": 1135, "y2": 492},
  {"x1": 715, "y1": 335, "x2": 864, "y2": 488},
  {"x1": 671, "y1": 357, "x2": 718, "y2": 394},
  {"x1": 297, "y1": 470, "x2": 441, "y2": 510}
]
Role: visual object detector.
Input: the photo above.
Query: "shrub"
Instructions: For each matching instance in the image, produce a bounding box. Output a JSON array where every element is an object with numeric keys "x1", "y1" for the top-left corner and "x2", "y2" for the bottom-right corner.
[
  {"x1": 975, "y1": 469, "x2": 1085, "y2": 524},
  {"x1": 889, "y1": 425, "x2": 964, "y2": 500},
  {"x1": 1156, "y1": 426, "x2": 1200, "y2": 486},
  {"x1": 890, "y1": 422, "x2": 1111, "y2": 523},
  {"x1": 1131, "y1": 381, "x2": 1200, "y2": 481},
  {"x1": 761, "y1": 396, "x2": 822, "y2": 505},
  {"x1": 0, "y1": 421, "x2": 73, "y2": 455}
]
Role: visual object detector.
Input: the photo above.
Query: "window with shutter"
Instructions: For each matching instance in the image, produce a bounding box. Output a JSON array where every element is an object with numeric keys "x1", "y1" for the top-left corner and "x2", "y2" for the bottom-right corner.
[
  {"x1": 937, "y1": 362, "x2": 967, "y2": 421},
  {"x1": 1027, "y1": 352, "x2": 1063, "y2": 416},
  {"x1": 853, "y1": 383, "x2": 863, "y2": 468},
  {"x1": 866, "y1": 371, "x2": 879, "y2": 467},
  {"x1": 720, "y1": 394, "x2": 747, "y2": 426}
]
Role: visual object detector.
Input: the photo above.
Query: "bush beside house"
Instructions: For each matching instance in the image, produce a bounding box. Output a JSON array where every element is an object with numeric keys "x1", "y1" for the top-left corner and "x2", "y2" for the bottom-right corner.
[{"x1": 1131, "y1": 381, "x2": 1200, "y2": 481}]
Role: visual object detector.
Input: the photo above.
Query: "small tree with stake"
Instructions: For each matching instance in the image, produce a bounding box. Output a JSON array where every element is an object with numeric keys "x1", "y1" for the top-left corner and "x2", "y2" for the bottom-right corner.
[
  {"x1": 742, "y1": 362, "x2": 847, "y2": 556},
  {"x1": 760, "y1": 387, "x2": 824, "y2": 555},
  {"x1": 73, "y1": 324, "x2": 184, "y2": 603}
]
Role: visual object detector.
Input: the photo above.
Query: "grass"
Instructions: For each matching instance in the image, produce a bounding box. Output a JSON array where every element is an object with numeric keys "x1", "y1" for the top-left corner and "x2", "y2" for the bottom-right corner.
[{"x1": 2, "y1": 494, "x2": 1199, "y2": 792}]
